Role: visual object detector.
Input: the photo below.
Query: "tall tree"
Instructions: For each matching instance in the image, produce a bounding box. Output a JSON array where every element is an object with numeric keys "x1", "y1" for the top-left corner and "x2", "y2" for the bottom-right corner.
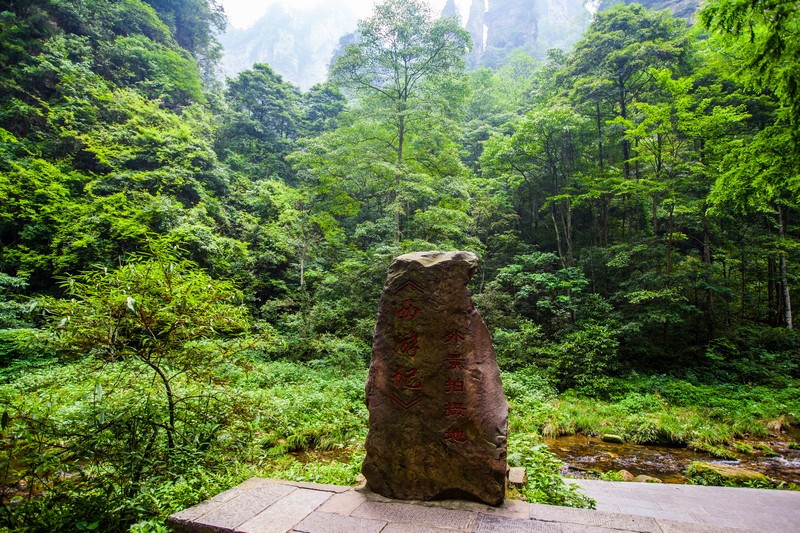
[
  {"x1": 329, "y1": 0, "x2": 471, "y2": 242},
  {"x1": 559, "y1": 4, "x2": 690, "y2": 180},
  {"x1": 217, "y1": 64, "x2": 302, "y2": 179},
  {"x1": 143, "y1": 0, "x2": 226, "y2": 82},
  {"x1": 701, "y1": 0, "x2": 800, "y2": 329},
  {"x1": 481, "y1": 104, "x2": 591, "y2": 265},
  {"x1": 700, "y1": 0, "x2": 800, "y2": 132}
]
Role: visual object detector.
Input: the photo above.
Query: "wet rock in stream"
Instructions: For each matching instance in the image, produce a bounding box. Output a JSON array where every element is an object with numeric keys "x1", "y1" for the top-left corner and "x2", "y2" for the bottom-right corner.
[{"x1": 546, "y1": 434, "x2": 800, "y2": 485}]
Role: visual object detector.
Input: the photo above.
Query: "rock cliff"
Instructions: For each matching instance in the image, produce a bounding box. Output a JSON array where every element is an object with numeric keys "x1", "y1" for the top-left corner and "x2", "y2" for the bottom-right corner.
[
  {"x1": 220, "y1": 3, "x2": 357, "y2": 90},
  {"x1": 465, "y1": 0, "x2": 700, "y2": 68}
]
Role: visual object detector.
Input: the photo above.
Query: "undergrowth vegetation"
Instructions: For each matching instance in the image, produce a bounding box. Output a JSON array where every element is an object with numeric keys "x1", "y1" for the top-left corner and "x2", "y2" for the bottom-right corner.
[
  {"x1": 3, "y1": 351, "x2": 799, "y2": 529},
  {"x1": 527, "y1": 376, "x2": 800, "y2": 453},
  {"x1": 0, "y1": 358, "x2": 368, "y2": 531}
]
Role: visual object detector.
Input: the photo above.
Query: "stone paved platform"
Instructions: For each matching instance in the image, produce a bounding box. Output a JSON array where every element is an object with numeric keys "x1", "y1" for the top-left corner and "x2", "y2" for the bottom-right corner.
[
  {"x1": 168, "y1": 477, "x2": 800, "y2": 533},
  {"x1": 570, "y1": 478, "x2": 800, "y2": 532}
]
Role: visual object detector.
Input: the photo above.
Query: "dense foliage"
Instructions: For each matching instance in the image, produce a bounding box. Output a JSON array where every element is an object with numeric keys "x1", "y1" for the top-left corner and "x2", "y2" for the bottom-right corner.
[{"x1": 1, "y1": 0, "x2": 799, "y2": 529}]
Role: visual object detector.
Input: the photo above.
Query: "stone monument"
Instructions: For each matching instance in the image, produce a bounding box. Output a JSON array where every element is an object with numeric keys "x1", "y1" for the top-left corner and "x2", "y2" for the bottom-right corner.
[{"x1": 362, "y1": 251, "x2": 508, "y2": 505}]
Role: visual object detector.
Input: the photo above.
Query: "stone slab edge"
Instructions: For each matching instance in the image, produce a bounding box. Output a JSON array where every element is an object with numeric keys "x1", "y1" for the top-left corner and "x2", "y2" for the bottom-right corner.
[{"x1": 263, "y1": 478, "x2": 352, "y2": 493}]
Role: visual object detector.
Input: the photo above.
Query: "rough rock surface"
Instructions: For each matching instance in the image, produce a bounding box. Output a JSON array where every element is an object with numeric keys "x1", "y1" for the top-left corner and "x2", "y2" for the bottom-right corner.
[
  {"x1": 362, "y1": 251, "x2": 508, "y2": 506},
  {"x1": 633, "y1": 475, "x2": 663, "y2": 483},
  {"x1": 687, "y1": 461, "x2": 771, "y2": 486}
]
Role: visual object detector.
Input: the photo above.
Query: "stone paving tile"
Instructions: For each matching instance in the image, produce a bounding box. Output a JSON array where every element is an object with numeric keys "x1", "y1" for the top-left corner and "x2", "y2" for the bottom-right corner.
[
  {"x1": 588, "y1": 494, "x2": 665, "y2": 510},
  {"x1": 655, "y1": 518, "x2": 749, "y2": 533},
  {"x1": 684, "y1": 512, "x2": 749, "y2": 531},
  {"x1": 413, "y1": 498, "x2": 492, "y2": 513},
  {"x1": 185, "y1": 482, "x2": 297, "y2": 531},
  {"x1": 605, "y1": 505, "x2": 697, "y2": 523},
  {"x1": 381, "y1": 523, "x2": 461, "y2": 533},
  {"x1": 419, "y1": 497, "x2": 531, "y2": 520},
  {"x1": 269, "y1": 479, "x2": 351, "y2": 493},
  {"x1": 593, "y1": 504, "x2": 621, "y2": 513},
  {"x1": 351, "y1": 501, "x2": 475, "y2": 530},
  {"x1": 573, "y1": 477, "x2": 800, "y2": 532},
  {"x1": 317, "y1": 489, "x2": 370, "y2": 516},
  {"x1": 727, "y1": 511, "x2": 800, "y2": 533},
  {"x1": 170, "y1": 478, "x2": 283, "y2": 525},
  {"x1": 169, "y1": 497, "x2": 229, "y2": 526},
  {"x1": 529, "y1": 504, "x2": 662, "y2": 532},
  {"x1": 291, "y1": 511, "x2": 386, "y2": 533},
  {"x1": 572, "y1": 480, "x2": 681, "y2": 497},
  {"x1": 236, "y1": 488, "x2": 332, "y2": 533},
  {"x1": 477, "y1": 499, "x2": 532, "y2": 519},
  {"x1": 473, "y1": 514, "x2": 560, "y2": 532},
  {"x1": 560, "y1": 524, "x2": 636, "y2": 533}
]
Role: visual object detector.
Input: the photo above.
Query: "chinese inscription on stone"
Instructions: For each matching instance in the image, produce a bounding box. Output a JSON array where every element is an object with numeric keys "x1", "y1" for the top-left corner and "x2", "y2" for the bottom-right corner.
[{"x1": 362, "y1": 251, "x2": 508, "y2": 505}]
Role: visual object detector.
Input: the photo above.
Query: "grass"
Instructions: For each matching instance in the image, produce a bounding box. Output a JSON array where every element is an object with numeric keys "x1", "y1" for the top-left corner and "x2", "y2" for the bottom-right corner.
[{"x1": 520, "y1": 376, "x2": 800, "y2": 452}]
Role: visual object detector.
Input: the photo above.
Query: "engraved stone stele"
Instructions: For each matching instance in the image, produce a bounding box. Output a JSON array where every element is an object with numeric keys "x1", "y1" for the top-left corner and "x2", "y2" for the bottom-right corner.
[{"x1": 362, "y1": 251, "x2": 508, "y2": 506}]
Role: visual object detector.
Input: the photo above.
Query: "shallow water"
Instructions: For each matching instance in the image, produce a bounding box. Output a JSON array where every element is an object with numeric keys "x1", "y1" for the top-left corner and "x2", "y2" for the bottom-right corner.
[{"x1": 545, "y1": 434, "x2": 800, "y2": 485}]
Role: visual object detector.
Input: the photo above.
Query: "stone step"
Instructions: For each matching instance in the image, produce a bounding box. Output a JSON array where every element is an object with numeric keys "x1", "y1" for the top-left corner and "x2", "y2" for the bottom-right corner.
[{"x1": 168, "y1": 477, "x2": 800, "y2": 533}]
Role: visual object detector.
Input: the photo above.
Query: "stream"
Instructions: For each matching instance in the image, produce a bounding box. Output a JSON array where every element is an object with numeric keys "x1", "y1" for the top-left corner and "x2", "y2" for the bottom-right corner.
[{"x1": 545, "y1": 432, "x2": 800, "y2": 485}]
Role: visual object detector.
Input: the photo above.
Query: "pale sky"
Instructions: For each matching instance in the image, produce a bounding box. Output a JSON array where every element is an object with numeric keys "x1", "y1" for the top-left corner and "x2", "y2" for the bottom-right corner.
[{"x1": 221, "y1": 0, "x2": 472, "y2": 30}]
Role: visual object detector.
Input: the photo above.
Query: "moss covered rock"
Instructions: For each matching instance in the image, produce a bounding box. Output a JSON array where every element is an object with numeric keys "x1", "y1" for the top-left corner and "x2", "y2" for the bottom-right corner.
[
  {"x1": 633, "y1": 474, "x2": 662, "y2": 483},
  {"x1": 685, "y1": 461, "x2": 771, "y2": 488}
]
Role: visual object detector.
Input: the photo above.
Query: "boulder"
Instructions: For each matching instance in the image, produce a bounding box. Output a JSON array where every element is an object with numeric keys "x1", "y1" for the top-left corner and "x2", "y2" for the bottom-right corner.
[
  {"x1": 362, "y1": 251, "x2": 508, "y2": 505},
  {"x1": 633, "y1": 474, "x2": 662, "y2": 483},
  {"x1": 685, "y1": 461, "x2": 771, "y2": 487},
  {"x1": 602, "y1": 434, "x2": 625, "y2": 444},
  {"x1": 618, "y1": 469, "x2": 635, "y2": 481}
]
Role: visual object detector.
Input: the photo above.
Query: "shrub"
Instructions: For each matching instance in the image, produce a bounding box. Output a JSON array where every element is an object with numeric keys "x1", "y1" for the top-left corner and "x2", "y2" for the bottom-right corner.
[{"x1": 507, "y1": 435, "x2": 595, "y2": 509}]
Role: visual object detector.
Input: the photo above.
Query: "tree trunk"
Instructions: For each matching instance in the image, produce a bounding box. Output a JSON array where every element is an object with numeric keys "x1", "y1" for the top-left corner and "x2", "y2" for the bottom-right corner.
[
  {"x1": 146, "y1": 359, "x2": 176, "y2": 452},
  {"x1": 666, "y1": 204, "x2": 674, "y2": 275},
  {"x1": 619, "y1": 81, "x2": 630, "y2": 179},
  {"x1": 768, "y1": 254, "x2": 777, "y2": 325},
  {"x1": 703, "y1": 214, "x2": 714, "y2": 337},
  {"x1": 596, "y1": 102, "x2": 604, "y2": 170},
  {"x1": 777, "y1": 204, "x2": 793, "y2": 329},
  {"x1": 551, "y1": 204, "x2": 566, "y2": 269},
  {"x1": 394, "y1": 108, "x2": 406, "y2": 244}
]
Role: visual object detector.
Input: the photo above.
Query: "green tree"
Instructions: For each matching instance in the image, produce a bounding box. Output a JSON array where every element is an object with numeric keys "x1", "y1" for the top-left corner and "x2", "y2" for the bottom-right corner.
[
  {"x1": 700, "y1": 0, "x2": 800, "y2": 329},
  {"x1": 481, "y1": 104, "x2": 591, "y2": 265},
  {"x1": 700, "y1": 0, "x2": 800, "y2": 130},
  {"x1": 218, "y1": 64, "x2": 302, "y2": 178},
  {"x1": 559, "y1": 3, "x2": 690, "y2": 179},
  {"x1": 44, "y1": 241, "x2": 251, "y2": 452},
  {"x1": 330, "y1": 0, "x2": 471, "y2": 242},
  {"x1": 143, "y1": 0, "x2": 226, "y2": 82},
  {"x1": 300, "y1": 82, "x2": 347, "y2": 136}
]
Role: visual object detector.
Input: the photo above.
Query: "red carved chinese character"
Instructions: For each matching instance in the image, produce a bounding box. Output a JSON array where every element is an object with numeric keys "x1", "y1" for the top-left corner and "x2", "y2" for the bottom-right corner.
[
  {"x1": 445, "y1": 377, "x2": 464, "y2": 393},
  {"x1": 396, "y1": 299, "x2": 420, "y2": 319},
  {"x1": 394, "y1": 332, "x2": 419, "y2": 357},
  {"x1": 392, "y1": 365, "x2": 422, "y2": 390},
  {"x1": 444, "y1": 428, "x2": 468, "y2": 444},
  {"x1": 447, "y1": 353, "x2": 464, "y2": 370},
  {"x1": 445, "y1": 402, "x2": 466, "y2": 418},
  {"x1": 443, "y1": 330, "x2": 465, "y2": 344}
]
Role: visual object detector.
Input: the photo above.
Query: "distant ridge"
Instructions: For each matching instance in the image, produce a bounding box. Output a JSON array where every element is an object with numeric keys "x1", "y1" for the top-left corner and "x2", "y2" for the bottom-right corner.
[{"x1": 220, "y1": 0, "x2": 701, "y2": 88}]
